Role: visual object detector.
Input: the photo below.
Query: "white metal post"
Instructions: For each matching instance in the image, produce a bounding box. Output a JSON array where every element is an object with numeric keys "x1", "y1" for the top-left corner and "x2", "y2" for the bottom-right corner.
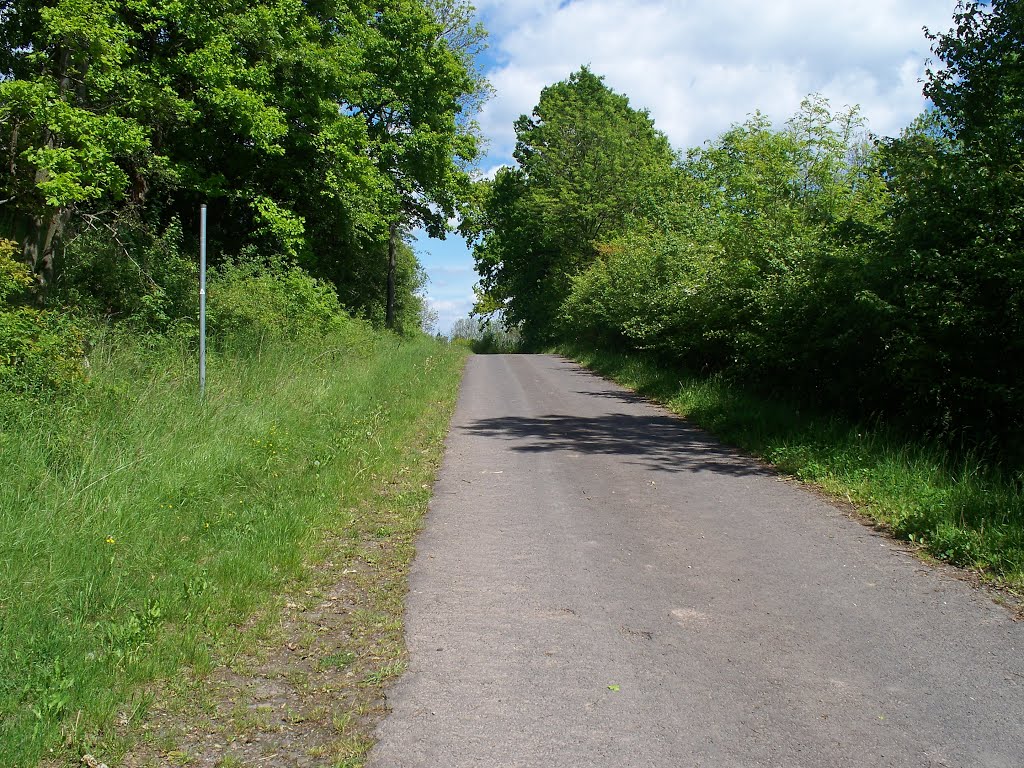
[{"x1": 199, "y1": 204, "x2": 207, "y2": 398}]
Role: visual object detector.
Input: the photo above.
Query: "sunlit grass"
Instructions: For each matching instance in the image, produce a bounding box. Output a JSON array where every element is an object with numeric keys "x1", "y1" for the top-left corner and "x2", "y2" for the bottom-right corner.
[{"x1": 0, "y1": 326, "x2": 467, "y2": 766}]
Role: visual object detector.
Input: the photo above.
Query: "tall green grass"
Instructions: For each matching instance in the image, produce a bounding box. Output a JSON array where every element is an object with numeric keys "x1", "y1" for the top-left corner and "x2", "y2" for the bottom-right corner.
[
  {"x1": 0, "y1": 325, "x2": 467, "y2": 766},
  {"x1": 564, "y1": 345, "x2": 1024, "y2": 587}
]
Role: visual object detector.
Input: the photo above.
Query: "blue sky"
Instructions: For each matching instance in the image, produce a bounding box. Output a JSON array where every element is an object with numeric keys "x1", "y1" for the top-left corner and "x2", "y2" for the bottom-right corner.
[{"x1": 417, "y1": 0, "x2": 960, "y2": 334}]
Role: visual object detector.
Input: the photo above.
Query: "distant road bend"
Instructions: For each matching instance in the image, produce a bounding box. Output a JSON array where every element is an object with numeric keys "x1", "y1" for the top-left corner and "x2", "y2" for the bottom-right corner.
[{"x1": 369, "y1": 354, "x2": 1024, "y2": 768}]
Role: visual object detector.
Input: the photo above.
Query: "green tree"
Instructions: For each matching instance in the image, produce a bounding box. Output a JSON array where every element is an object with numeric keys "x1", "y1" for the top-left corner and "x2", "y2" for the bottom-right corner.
[
  {"x1": 557, "y1": 93, "x2": 903, "y2": 425},
  {"x1": 873, "y1": 0, "x2": 1024, "y2": 446},
  {"x1": 0, "y1": 0, "x2": 355, "y2": 288},
  {"x1": 348, "y1": 0, "x2": 486, "y2": 328},
  {"x1": 0, "y1": 0, "x2": 150, "y2": 289},
  {"x1": 472, "y1": 67, "x2": 675, "y2": 346},
  {"x1": 1, "y1": 0, "x2": 487, "y2": 332}
]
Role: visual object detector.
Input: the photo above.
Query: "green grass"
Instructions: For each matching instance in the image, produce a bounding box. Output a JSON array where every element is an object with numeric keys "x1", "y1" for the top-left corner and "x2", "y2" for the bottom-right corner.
[
  {"x1": 0, "y1": 324, "x2": 467, "y2": 766},
  {"x1": 563, "y1": 344, "x2": 1024, "y2": 587}
]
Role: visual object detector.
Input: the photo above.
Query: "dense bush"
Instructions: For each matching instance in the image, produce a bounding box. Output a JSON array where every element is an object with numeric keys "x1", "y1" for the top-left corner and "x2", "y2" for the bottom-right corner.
[
  {"x1": 558, "y1": 91, "x2": 1022, "y2": 454},
  {"x1": 450, "y1": 314, "x2": 522, "y2": 353},
  {"x1": 471, "y1": 68, "x2": 675, "y2": 348},
  {"x1": 473, "y1": 324, "x2": 521, "y2": 354},
  {"x1": 205, "y1": 259, "x2": 361, "y2": 351},
  {"x1": 0, "y1": 241, "x2": 86, "y2": 396},
  {"x1": 1, "y1": 0, "x2": 486, "y2": 335},
  {"x1": 55, "y1": 215, "x2": 197, "y2": 334},
  {"x1": 560, "y1": 101, "x2": 891, "y2": 406}
]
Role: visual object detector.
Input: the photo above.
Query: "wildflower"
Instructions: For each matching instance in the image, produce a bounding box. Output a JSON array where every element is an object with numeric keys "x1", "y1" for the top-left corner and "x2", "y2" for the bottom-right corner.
[{"x1": 105, "y1": 536, "x2": 115, "y2": 545}]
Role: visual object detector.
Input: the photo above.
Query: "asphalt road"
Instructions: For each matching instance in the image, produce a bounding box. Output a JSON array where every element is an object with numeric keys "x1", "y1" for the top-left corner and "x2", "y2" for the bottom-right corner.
[{"x1": 368, "y1": 354, "x2": 1024, "y2": 768}]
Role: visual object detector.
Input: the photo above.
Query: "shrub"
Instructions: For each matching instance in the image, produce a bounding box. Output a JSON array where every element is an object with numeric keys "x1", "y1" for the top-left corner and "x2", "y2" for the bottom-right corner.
[
  {"x1": 0, "y1": 240, "x2": 32, "y2": 302},
  {"x1": 56, "y1": 215, "x2": 197, "y2": 333},
  {"x1": 472, "y1": 322, "x2": 521, "y2": 354},
  {"x1": 205, "y1": 259, "x2": 354, "y2": 351},
  {"x1": 0, "y1": 241, "x2": 86, "y2": 396}
]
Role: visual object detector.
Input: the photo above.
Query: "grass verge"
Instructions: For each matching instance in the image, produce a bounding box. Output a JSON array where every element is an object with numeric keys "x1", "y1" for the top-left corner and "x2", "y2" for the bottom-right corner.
[
  {"x1": 562, "y1": 344, "x2": 1024, "y2": 589},
  {"x1": 0, "y1": 325, "x2": 468, "y2": 766}
]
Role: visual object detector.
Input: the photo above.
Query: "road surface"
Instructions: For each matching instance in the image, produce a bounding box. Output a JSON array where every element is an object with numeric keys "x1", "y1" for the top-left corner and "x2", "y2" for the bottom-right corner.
[{"x1": 368, "y1": 355, "x2": 1023, "y2": 768}]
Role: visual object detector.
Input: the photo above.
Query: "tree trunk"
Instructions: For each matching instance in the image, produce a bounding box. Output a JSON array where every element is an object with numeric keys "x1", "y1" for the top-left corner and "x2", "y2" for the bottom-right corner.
[
  {"x1": 23, "y1": 122, "x2": 69, "y2": 295},
  {"x1": 385, "y1": 219, "x2": 398, "y2": 329},
  {"x1": 23, "y1": 206, "x2": 69, "y2": 294},
  {"x1": 22, "y1": 47, "x2": 74, "y2": 296}
]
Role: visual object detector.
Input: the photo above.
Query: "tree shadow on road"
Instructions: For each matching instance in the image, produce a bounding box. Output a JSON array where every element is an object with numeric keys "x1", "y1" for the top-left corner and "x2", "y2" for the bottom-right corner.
[
  {"x1": 460, "y1": 410, "x2": 772, "y2": 477},
  {"x1": 571, "y1": 387, "x2": 654, "y2": 406}
]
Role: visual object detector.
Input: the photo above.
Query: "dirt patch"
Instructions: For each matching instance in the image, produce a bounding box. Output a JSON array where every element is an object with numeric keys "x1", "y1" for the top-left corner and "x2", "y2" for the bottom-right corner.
[{"x1": 115, "y1": 503, "x2": 421, "y2": 767}]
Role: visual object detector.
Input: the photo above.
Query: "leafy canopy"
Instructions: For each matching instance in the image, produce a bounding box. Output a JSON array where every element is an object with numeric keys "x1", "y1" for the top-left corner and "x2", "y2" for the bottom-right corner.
[{"x1": 472, "y1": 67, "x2": 674, "y2": 345}]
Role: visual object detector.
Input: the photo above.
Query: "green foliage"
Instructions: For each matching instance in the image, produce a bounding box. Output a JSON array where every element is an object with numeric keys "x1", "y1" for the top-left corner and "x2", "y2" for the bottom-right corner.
[
  {"x1": 342, "y1": 237, "x2": 433, "y2": 336},
  {"x1": 478, "y1": 5, "x2": 1022, "y2": 454},
  {"x1": 450, "y1": 313, "x2": 521, "y2": 353},
  {"x1": 0, "y1": 305, "x2": 86, "y2": 394},
  {"x1": 0, "y1": 4, "x2": 149, "y2": 209},
  {"x1": 338, "y1": 0, "x2": 486, "y2": 328},
  {"x1": 0, "y1": 241, "x2": 86, "y2": 396},
  {"x1": 561, "y1": 97, "x2": 889, "y2": 402},
  {"x1": 205, "y1": 259, "x2": 356, "y2": 350},
  {"x1": 471, "y1": 326, "x2": 521, "y2": 354},
  {"x1": 354, "y1": 0, "x2": 483, "y2": 231},
  {"x1": 449, "y1": 315, "x2": 484, "y2": 341},
  {"x1": 0, "y1": 0, "x2": 488, "y2": 329},
  {"x1": 475, "y1": 320, "x2": 521, "y2": 354},
  {"x1": 925, "y1": 0, "x2": 1024, "y2": 155},
  {"x1": 472, "y1": 67, "x2": 675, "y2": 347},
  {"x1": 869, "y1": 0, "x2": 1024, "y2": 448},
  {"x1": 505, "y1": 6, "x2": 1023, "y2": 455},
  {"x1": 55, "y1": 215, "x2": 197, "y2": 334},
  {"x1": 0, "y1": 239, "x2": 32, "y2": 302},
  {"x1": 0, "y1": 2, "x2": 487, "y2": 760}
]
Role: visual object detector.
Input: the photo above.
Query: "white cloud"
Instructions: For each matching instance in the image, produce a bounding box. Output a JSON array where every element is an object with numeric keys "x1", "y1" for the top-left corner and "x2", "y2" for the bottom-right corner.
[
  {"x1": 425, "y1": 294, "x2": 476, "y2": 335},
  {"x1": 478, "y1": 162, "x2": 510, "y2": 181},
  {"x1": 432, "y1": 265, "x2": 475, "y2": 277},
  {"x1": 471, "y1": 0, "x2": 564, "y2": 34},
  {"x1": 426, "y1": 297, "x2": 473, "y2": 312},
  {"x1": 476, "y1": 0, "x2": 959, "y2": 161}
]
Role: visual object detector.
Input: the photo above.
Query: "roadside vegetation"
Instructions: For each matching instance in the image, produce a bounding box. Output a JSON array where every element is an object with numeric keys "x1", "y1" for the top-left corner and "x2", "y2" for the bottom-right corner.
[
  {"x1": 0, "y1": 264, "x2": 468, "y2": 766},
  {"x1": 1, "y1": 0, "x2": 487, "y2": 763},
  {"x1": 468, "y1": 1, "x2": 1024, "y2": 583},
  {"x1": 450, "y1": 315, "x2": 521, "y2": 354},
  {"x1": 1, "y1": 0, "x2": 488, "y2": 330}
]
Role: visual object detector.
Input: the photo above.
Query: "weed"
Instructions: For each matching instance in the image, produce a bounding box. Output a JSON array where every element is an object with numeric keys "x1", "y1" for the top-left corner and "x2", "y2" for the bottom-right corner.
[
  {"x1": 320, "y1": 651, "x2": 357, "y2": 670},
  {"x1": 361, "y1": 661, "x2": 407, "y2": 686}
]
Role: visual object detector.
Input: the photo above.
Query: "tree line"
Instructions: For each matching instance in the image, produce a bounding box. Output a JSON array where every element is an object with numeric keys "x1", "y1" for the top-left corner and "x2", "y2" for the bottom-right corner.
[
  {"x1": 469, "y1": 1, "x2": 1023, "y2": 459},
  {"x1": 1, "y1": 0, "x2": 487, "y2": 338}
]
